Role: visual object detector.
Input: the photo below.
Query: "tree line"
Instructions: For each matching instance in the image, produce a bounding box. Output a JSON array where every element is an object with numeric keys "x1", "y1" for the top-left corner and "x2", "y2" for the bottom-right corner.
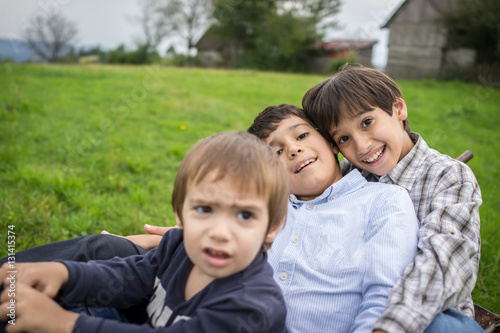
[
  {"x1": 19, "y1": 0, "x2": 500, "y2": 72},
  {"x1": 20, "y1": 0, "x2": 341, "y2": 72}
]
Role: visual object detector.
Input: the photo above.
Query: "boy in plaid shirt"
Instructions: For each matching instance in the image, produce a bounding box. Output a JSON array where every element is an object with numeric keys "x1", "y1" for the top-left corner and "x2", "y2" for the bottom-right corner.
[{"x1": 302, "y1": 66, "x2": 483, "y2": 333}]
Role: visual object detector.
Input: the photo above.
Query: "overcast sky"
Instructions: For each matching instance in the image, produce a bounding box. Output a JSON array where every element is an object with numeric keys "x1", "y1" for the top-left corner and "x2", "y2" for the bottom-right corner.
[{"x1": 0, "y1": 0, "x2": 403, "y2": 68}]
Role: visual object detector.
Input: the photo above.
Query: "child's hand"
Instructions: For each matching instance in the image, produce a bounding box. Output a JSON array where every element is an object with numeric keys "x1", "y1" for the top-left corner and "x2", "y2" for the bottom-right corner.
[
  {"x1": 0, "y1": 262, "x2": 69, "y2": 298},
  {"x1": 144, "y1": 223, "x2": 177, "y2": 237},
  {"x1": 0, "y1": 282, "x2": 78, "y2": 333}
]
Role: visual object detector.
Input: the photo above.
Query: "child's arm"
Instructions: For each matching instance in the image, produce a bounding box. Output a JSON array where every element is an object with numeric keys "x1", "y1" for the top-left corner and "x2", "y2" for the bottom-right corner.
[
  {"x1": 374, "y1": 164, "x2": 481, "y2": 333},
  {"x1": 70, "y1": 280, "x2": 287, "y2": 333},
  {"x1": 58, "y1": 228, "x2": 182, "y2": 309},
  {"x1": 1, "y1": 284, "x2": 283, "y2": 333},
  {"x1": 0, "y1": 262, "x2": 69, "y2": 298},
  {"x1": 351, "y1": 186, "x2": 419, "y2": 332},
  {"x1": 59, "y1": 245, "x2": 167, "y2": 310}
]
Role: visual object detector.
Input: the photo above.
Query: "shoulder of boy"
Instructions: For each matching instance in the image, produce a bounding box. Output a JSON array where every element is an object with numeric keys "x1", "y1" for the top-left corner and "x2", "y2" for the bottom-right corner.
[{"x1": 424, "y1": 151, "x2": 479, "y2": 186}]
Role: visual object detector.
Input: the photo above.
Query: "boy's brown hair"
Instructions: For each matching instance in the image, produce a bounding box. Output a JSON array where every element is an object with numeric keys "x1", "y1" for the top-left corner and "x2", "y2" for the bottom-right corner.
[
  {"x1": 247, "y1": 104, "x2": 316, "y2": 140},
  {"x1": 171, "y1": 131, "x2": 289, "y2": 251},
  {"x1": 248, "y1": 103, "x2": 340, "y2": 165},
  {"x1": 302, "y1": 65, "x2": 411, "y2": 141}
]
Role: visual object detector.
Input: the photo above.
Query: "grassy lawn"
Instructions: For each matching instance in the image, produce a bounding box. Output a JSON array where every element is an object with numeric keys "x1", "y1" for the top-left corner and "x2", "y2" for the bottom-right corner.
[{"x1": 1, "y1": 64, "x2": 499, "y2": 312}]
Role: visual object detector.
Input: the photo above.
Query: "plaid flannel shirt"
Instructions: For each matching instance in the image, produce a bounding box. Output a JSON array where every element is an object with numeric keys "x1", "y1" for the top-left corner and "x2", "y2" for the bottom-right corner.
[{"x1": 340, "y1": 133, "x2": 482, "y2": 333}]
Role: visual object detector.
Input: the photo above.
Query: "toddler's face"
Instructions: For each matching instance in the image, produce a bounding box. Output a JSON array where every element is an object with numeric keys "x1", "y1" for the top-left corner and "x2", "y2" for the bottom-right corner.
[{"x1": 179, "y1": 172, "x2": 277, "y2": 280}]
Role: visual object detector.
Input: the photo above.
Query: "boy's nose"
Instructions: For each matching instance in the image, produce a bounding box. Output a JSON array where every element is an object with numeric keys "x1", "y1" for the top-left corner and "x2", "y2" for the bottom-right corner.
[
  {"x1": 289, "y1": 148, "x2": 302, "y2": 158},
  {"x1": 208, "y1": 219, "x2": 231, "y2": 242},
  {"x1": 354, "y1": 136, "x2": 371, "y2": 155}
]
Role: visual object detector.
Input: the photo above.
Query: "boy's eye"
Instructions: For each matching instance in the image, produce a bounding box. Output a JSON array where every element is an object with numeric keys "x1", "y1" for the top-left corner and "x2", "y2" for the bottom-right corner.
[
  {"x1": 195, "y1": 206, "x2": 212, "y2": 214},
  {"x1": 362, "y1": 119, "x2": 372, "y2": 127},
  {"x1": 276, "y1": 148, "x2": 283, "y2": 156},
  {"x1": 338, "y1": 136, "x2": 349, "y2": 144},
  {"x1": 297, "y1": 132, "x2": 309, "y2": 140},
  {"x1": 237, "y1": 211, "x2": 254, "y2": 221}
]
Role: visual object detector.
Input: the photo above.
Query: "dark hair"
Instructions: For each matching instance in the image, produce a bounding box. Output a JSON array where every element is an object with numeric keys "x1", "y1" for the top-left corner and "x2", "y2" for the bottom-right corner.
[
  {"x1": 302, "y1": 65, "x2": 411, "y2": 141},
  {"x1": 247, "y1": 104, "x2": 316, "y2": 140},
  {"x1": 248, "y1": 104, "x2": 339, "y2": 165},
  {"x1": 171, "y1": 131, "x2": 289, "y2": 251}
]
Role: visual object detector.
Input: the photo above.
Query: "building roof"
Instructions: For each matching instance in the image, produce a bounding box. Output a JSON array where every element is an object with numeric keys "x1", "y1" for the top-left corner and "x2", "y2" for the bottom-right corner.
[
  {"x1": 195, "y1": 26, "x2": 227, "y2": 51},
  {"x1": 382, "y1": 0, "x2": 457, "y2": 28}
]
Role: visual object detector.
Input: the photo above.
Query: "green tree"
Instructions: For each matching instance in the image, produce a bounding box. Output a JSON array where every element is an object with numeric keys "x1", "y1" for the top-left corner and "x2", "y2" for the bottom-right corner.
[
  {"x1": 440, "y1": 0, "x2": 500, "y2": 64},
  {"x1": 283, "y1": 0, "x2": 341, "y2": 30},
  {"x1": 211, "y1": 0, "x2": 341, "y2": 71},
  {"x1": 212, "y1": 0, "x2": 278, "y2": 48},
  {"x1": 252, "y1": 12, "x2": 320, "y2": 72},
  {"x1": 107, "y1": 44, "x2": 159, "y2": 65}
]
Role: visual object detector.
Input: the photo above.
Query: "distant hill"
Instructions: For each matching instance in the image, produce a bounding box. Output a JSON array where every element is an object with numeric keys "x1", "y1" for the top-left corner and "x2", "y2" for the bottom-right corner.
[
  {"x1": 0, "y1": 38, "x2": 72, "y2": 63},
  {"x1": 0, "y1": 38, "x2": 43, "y2": 63}
]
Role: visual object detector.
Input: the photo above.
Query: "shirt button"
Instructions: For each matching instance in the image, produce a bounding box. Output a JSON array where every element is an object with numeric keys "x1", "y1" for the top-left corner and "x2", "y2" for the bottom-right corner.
[
  {"x1": 292, "y1": 236, "x2": 299, "y2": 243},
  {"x1": 306, "y1": 205, "x2": 313, "y2": 210},
  {"x1": 280, "y1": 273, "x2": 288, "y2": 281},
  {"x1": 449, "y1": 228, "x2": 456, "y2": 235},
  {"x1": 330, "y1": 196, "x2": 335, "y2": 201}
]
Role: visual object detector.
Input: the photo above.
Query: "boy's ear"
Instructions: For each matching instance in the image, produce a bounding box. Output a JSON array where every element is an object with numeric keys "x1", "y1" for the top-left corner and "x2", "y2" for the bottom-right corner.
[
  {"x1": 264, "y1": 216, "x2": 286, "y2": 243},
  {"x1": 393, "y1": 97, "x2": 408, "y2": 121},
  {"x1": 174, "y1": 213, "x2": 184, "y2": 228}
]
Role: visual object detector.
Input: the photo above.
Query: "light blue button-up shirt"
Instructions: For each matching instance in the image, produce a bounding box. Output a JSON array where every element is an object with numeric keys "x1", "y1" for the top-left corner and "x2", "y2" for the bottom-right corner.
[{"x1": 268, "y1": 169, "x2": 419, "y2": 333}]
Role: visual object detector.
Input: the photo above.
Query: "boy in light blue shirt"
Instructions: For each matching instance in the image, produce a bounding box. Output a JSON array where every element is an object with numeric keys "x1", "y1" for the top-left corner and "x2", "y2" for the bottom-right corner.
[{"x1": 247, "y1": 104, "x2": 419, "y2": 333}]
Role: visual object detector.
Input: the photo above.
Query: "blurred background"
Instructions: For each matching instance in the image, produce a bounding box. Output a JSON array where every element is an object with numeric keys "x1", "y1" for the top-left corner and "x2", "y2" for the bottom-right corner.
[{"x1": 0, "y1": 0, "x2": 438, "y2": 73}]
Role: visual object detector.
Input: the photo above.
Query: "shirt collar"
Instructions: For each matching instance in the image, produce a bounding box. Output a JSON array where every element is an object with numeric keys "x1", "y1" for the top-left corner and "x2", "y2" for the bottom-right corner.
[
  {"x1": 381, "y1": 132, "x2": 425, "y2": 190},
  {"x1": 289, "y1": 169, "x2": 367, "y2": 205}
]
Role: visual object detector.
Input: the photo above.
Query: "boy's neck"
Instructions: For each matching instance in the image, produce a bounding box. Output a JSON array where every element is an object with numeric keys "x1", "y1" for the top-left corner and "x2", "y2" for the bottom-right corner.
[
  {"x1": 295, "y1": 175, "x2": 343, "y2": 202},
  {"x1": 184, "y1": 265, "x2": 215, "y2": 301},
  {"x1": 399, "y1": 132, "x2": 417, "y2": 162}
]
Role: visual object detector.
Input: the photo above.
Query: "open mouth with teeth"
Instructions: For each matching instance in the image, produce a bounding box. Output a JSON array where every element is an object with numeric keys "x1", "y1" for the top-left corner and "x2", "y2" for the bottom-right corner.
[
  {"x1": 363, "y1": 147, "x2": 385, "y2": 163},
  {"x1": 295, "y1": 158, "x2": 316, "y2": 173},
  {"x1": 204, "y1": 248, "x2": 230, "y2": 267}
]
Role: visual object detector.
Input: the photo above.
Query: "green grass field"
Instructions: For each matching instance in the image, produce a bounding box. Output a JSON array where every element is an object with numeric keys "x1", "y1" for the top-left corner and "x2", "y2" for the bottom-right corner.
[{"x1": 1, "y1": 64, "x2": 499, "y2": 312}]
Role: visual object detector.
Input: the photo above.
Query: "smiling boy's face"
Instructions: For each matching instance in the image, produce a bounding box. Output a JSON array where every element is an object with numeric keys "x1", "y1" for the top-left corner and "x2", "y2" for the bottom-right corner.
[
  {"x1": 329, "y1": 98, "x2": 414, "y2": 176},
  {"x1": 265, "y1": 116, "x2": 342, "y2": 201}
]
